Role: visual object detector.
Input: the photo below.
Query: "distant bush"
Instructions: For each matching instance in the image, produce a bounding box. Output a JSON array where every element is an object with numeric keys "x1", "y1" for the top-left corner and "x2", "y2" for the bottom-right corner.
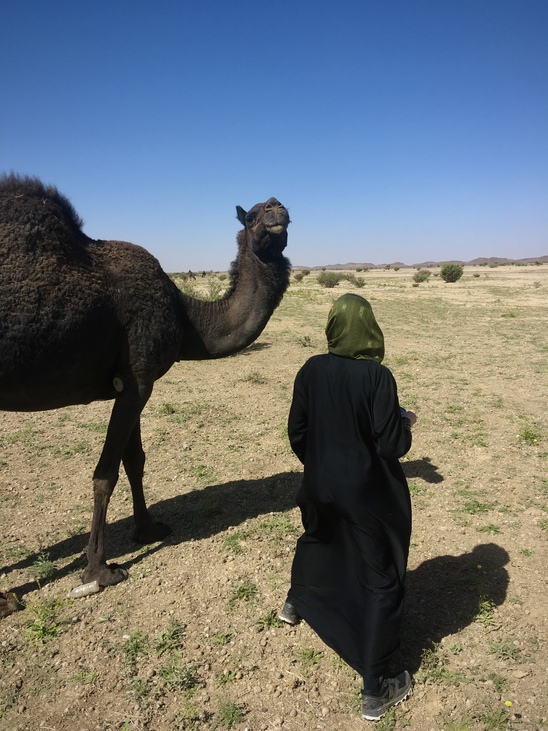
[
  {"x1": 440, "y1": 263, "x2": 464, "y2": 283},
  {"x1": 413, "y1": 269, "x2": 432, "y2": 284},
  {"x1": 317, "y1": 271, "x2": 343, "y2": 288},
  {"x1": 293, "y1": 269, "x2": 311, "y2": 282}
]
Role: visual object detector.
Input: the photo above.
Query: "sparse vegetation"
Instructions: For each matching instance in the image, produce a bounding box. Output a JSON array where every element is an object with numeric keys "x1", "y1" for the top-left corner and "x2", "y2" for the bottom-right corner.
[
  {"x1": 23, "y1": 597, "x2": 69, "y2": 645},
  {"x1": 228, "y1": 579, "x2": 258, "y2": 608},
  {"x1": 217, "y1": 701, "x2": 246, "y2": 728},
  {"x1": 517, "y1": 424, "x2": 541, "y2": 445},
  {"x1": 30, "y1": 552, "x2": 55, "y2": 582},
  {"x1": 1, "y1": 263, "x2": 547, "y2": 729}
]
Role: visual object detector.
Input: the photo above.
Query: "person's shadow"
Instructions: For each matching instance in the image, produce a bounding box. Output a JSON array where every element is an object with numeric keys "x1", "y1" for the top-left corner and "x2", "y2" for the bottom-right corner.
[
  {"x1": 3, "y1": 462, "x2": 510, "y2": 681},
  {"x1": 394, "y1": 543, "x2": 510, "y2": 674},
  {"x1": 403, "y1": 456, "x2": 444, "y2": 484}
]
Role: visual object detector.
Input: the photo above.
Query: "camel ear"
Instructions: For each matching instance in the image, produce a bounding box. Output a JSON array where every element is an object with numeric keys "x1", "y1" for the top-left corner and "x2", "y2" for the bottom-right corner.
[{"x1": 236, "y1": 206, "x2": 247, "y2": 226}]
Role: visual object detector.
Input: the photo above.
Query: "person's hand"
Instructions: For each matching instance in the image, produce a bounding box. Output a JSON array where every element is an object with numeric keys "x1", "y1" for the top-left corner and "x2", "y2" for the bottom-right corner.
[{"x1": 403, "y1": 410, "x2": 417, "y2": 426}]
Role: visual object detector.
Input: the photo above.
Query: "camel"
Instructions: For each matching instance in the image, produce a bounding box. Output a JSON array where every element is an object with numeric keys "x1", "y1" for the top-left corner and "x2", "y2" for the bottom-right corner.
[{"x1": 0, "y1": 174, "x2": 291, "y2": 617}]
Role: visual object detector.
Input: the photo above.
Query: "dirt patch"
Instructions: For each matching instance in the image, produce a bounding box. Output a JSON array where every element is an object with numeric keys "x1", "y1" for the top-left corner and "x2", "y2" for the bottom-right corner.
[{"x1": 1, "y1": 265, "x2": 547, "y2": 730}]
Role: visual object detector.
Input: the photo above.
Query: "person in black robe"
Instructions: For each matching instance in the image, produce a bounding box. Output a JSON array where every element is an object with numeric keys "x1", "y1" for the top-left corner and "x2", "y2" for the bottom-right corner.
[{"x1": 280, "y1": 293, "x2": 416, "y2": 721}]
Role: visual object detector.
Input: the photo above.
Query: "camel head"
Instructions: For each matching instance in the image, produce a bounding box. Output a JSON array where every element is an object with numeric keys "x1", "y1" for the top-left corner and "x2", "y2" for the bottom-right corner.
[{"x1": 236, "y1": 197, "x2": 290, "y2": 259}]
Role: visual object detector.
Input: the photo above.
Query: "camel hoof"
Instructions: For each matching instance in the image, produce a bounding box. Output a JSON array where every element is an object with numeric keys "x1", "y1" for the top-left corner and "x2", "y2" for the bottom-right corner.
[
  {"x1": 82, "y1": 564, "x2": 128, "y2": 587},
  {"x1": 133, "y1": 520, "x2": 172, "y2": 544},
  {"x1": 0, "y1": 592, "x2": 22, "y2": 619}
]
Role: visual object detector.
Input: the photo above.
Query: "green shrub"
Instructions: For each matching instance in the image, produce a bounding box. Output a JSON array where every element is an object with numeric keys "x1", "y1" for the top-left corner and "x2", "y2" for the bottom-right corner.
[
  {"x1": 413, "y1": 269, "x2": 432, "y2": 284},
  {"x1": 440, "y1": 263, "x2": 464, "y2": 283},
  {"x1": 317, "y1": 271, "x2": 343, "y2": 288}
]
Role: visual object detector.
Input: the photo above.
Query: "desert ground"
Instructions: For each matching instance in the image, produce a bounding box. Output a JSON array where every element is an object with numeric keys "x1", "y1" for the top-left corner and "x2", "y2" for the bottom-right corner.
[{"x1": 1, "y1": 264, "x2": 547, "y2": 731}]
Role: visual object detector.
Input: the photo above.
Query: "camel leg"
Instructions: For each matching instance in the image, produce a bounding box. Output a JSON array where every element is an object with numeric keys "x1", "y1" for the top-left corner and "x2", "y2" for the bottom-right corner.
[
  {"x1": 83, "y1": 471, "x2": 127, "y2": 586},
  {"x1": 82, "y1": 390, "x2": 148, "y2": 585},
  {"x1": 122, "y1": 422, "x2": 172, "y2": 543}
]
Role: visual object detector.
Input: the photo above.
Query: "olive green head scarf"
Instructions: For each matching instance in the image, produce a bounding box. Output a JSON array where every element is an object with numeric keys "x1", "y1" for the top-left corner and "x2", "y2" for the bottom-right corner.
[{"x1": 325, "y1": 293, "x2": 385, "y2": 362}]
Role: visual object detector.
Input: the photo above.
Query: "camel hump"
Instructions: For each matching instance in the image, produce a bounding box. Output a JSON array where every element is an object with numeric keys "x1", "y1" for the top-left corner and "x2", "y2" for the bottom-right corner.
[
  {"x1": 0, "y1": 173, "x2": 87, "y2": 260},
  {"x1": 0, "y1": 173, "x2": 84, "y2": 231}
]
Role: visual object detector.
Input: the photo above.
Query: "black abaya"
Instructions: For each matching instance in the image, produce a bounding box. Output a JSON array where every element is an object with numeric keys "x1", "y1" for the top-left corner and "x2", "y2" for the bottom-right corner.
[{"x1": 287, "y1": 353, "x2": 412, "y2": 679}]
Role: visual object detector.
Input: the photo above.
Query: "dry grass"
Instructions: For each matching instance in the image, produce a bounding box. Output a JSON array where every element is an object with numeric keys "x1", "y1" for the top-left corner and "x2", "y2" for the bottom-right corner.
[{"x1": 0, "y1": 264, "x2": 547, "y2": 730}]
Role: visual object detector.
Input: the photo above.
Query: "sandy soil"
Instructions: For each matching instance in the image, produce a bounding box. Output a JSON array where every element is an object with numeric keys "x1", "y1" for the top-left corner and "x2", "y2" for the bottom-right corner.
[{"x1": 1, "y1": 264, "x2": 547, "y2": 731}]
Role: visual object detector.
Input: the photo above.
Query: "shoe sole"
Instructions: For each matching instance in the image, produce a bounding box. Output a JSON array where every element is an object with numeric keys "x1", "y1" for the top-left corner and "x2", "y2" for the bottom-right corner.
[
  {"x1": 278, "y1": 613, "x2": 299, "y2": 625},
  {"x1": 362, "y1": 688, "x2": 412, "y2": 721}
]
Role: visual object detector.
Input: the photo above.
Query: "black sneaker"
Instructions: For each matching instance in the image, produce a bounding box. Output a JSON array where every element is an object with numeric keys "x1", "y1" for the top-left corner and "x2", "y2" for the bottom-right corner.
[
  {"x1": 361, "y1": 671, "x2": 412, "y2": 721},
  {"x1": 278, "y1": 600, "x2": 300, "y2": 625}
]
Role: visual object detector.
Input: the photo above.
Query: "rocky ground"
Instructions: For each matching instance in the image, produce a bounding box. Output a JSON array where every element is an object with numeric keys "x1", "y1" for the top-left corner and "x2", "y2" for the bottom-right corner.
[{"x1": 1, "y1": 265, "x2": 547, "y2": 730}]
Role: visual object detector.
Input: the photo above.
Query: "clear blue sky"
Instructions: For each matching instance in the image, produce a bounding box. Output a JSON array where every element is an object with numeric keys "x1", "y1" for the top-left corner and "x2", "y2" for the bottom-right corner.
[{"x1": 2, "y1": 1, "x2": 547, "y2": 270}]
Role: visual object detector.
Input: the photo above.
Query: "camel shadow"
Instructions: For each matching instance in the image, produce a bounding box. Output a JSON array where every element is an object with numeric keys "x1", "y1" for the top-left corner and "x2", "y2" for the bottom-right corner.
[
  {"x1": 393, "y1": 543, "x2": 510, "y2": 674},
  {"x1": 402, "y1": 457, "x2": 444, "y2": 484},
  {"x1": 232, "y1": 341, "x2": 272, "y2": 355},
  {"x1": 2, "y1": 471, "x2": 302, "y2": 602}
]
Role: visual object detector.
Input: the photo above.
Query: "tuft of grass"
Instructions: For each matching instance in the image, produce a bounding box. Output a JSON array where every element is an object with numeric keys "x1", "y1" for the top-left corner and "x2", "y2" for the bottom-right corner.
[
  {"x1": 23, "y1": 596, "x2": 68, "y2": 645},
  {"x1": 241, "y1": 370, "x2": 266, "y2": 384},
  {"x1": 487, "y1": 672, "x2": 509, "y2": 693},
  {"x1": 374, "y1": 705, "x2": 398, "y2": 731},
  {"x1": 475, "y1": 595, "x2": 496, "y2": 627},
  {"x1": 213, "y1": 631, "x2": 232, "y2": 646},
  {"x1": 154, "y1": 619, "x2": 186, "y2": 656},
  {"x1": 419, "y1": 644, "x2": 464, "y2": 685},
  {"x1": 228, "y1": 579, "x2": 258, "y2": 608},
  {"x1": 217, "y1": 701, "x2": 246, "y2": 728},
  {"x1": 442, "y1": 718, "x2": 472, "y2": 731},
  {"x1": 256, "y1": 515, "x2": 299, "y2": 543},
  {"x1": 298, "y1": 646, "x2": 324, "y2": 668},
  {"x1": 57, "y1": 440, "x2": 92, "y2": 458},
  {"x1": 256, "y1": 609, "x2": 282, "y2": 631},
  {"x1": 122, "y1": 630, "x2": 149, "y2": 673},
  {"x1": 174, "y1": 699, "x2": 212, "y2": 730},
  {"x1": 488, "y1": 638, "x2": 521, "y2": 662},
  {"x1": 223, "y1": 531, "x2": 249, "y2": 555},
  {"x1": 159, "y1": 656, "x2": 200, "y2": 692},
  {"x1": 128, "y1": 676, "x2": 151, "y2": 706},
  {"x1": 216, "y1": 669, "x2": 238, "y2": 685},
  {"x1": 476, "y1": 523, "x2": 501, "y2": 534},
  {"x1": 517, "y1": 424, "x2": 541, "y2": 445},
  {"x1": 68, "y1": 668, "x2": 100, "y2": 684},
  {"x1": 462, "y1": 499, "x2": 493, "y2": 515},
  {"x1": 157, "y1": 401, "x2": 180, "y2": 415},
  {"x1": 473, "y1": 705, "x2": 510, "y2": 730},
  {"x1": 30, "y1": 552, "x2": 56, "y2": 582}
]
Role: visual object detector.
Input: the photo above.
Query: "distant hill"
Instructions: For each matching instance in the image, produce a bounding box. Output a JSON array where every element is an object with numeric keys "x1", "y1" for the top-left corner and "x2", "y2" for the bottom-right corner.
[{"x1": 292, "y1": 255, "x2": 548, "y2": 270}]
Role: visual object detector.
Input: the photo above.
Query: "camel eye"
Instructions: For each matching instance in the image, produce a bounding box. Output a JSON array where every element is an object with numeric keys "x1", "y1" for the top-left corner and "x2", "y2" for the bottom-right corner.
[{"x1": 245, "y1": 214, "x2": 256, "y2": 225}]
